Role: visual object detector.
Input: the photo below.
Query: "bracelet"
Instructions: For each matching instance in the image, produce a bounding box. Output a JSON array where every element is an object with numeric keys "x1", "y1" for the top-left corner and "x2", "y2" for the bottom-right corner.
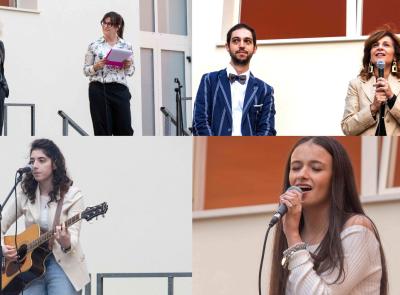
[{"x1": 281, "y1": 242, "x2": 307, "y2": 269}]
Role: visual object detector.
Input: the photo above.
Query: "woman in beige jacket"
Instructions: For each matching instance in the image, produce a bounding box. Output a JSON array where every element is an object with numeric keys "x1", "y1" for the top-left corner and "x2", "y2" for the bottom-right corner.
[
  {"x1": 1, "y1": 139, "x2": 90, "y2": 295},
  {"x1": 342, "y1": 26, "x2": 400, "y2": 135}
]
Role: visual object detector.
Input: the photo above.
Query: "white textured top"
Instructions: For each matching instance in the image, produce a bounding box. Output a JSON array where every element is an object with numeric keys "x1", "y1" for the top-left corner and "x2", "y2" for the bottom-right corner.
[
  {"x1": 286, "y1": 225, "x2": 382, "y2": 295},
  {"x1": 39, "y1": 194, "x2": 50, "y2": 230}
]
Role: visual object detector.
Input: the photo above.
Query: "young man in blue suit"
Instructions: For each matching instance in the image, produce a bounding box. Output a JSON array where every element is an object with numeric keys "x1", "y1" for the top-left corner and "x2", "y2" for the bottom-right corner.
[{"x1": 192, "y1": 23, "x2": 276, "y2": 136}]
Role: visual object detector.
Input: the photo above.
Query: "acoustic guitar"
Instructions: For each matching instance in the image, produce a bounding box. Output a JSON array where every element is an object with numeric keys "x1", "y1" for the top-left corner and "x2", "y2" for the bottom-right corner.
[{"x1": 1, "y1": 202, "x2": 108, "y2": 295}]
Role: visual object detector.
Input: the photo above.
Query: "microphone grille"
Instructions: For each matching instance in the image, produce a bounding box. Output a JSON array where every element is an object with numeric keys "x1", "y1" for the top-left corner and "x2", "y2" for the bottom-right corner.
[
  {"x1": 377, "y1": 60, "x2": 385, "y2": 70},
  {"x1": 288, "y1": 185, "x2": 302, "y2": 193}
]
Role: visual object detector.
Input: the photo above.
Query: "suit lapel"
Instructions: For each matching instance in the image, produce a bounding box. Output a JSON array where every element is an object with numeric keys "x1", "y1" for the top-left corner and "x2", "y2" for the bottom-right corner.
[
  {"x1": 218, "y1": 70, "x2": 233, "y2": 124},
  {"x1": 388, "y1": 74, "x2": 400, "y2": 97},
  {"x1": 360, "y1": 76, "x2": 376, "y2": 103},
  {"x1": 242, "y1": 74, "x2": 259, "y2": 124}
]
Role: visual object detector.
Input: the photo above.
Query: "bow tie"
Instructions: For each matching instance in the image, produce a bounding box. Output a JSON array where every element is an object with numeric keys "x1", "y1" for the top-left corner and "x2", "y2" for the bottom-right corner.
[{"x1": 228, "y1": 73, "x2": 247, "y2": 85}]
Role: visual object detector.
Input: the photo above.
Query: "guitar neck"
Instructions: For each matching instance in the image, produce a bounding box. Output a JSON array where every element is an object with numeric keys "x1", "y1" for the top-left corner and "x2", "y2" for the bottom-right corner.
[{"x1": 27, "y1": 213, "x2": 82, "y2": 252}]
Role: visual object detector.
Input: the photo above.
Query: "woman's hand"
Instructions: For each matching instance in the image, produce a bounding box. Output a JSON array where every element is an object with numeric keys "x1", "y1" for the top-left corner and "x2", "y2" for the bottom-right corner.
[
  {"x1": 374, "y1": 77, "x2": 394, "y2": 99},
  {"x1": 93, "y1": 59, "x2": 107, "y2": 71},
  {"x1": 55, "y1": 224, "x2": 71, "y2": 250},
  {"x1": 123, "y1": 59, "x2": 132, "y2": 70},
  {"x1": 2, "y1": 245, "x2": 17, "y2": 262},
  {"x1": 280, "y1": 189, "x2": 303, "y2": 247},
  {"x1": 371, "y1": 77, "x2": 393, "y2": 116}
]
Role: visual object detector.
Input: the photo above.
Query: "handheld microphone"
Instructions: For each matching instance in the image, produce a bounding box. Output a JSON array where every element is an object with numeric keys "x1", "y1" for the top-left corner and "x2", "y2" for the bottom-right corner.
[
  {"x1": 258, "y1": 185, "x2": 303, "y2": 295},
  {"x1": 377, "y1": 60, "x2": 385, "y2": 78},
  {"x1": 269, "y1": 186, "x2": 303, "y2": 227},
  {"x1": 17, "y1": 164, "x2": 33, "y2": 174},
  {"x1": 376, "y1": 60, "x2": 387, "y2": 135}
]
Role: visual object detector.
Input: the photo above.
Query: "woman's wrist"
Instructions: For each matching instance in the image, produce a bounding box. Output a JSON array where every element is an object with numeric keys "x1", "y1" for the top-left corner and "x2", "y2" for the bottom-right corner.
[
  {"x1": 286, "y1": 232, "x2": 303, "y2": 247},
  {"x1": 370, "y1": 104, "x2": 378, "y2": 117}
]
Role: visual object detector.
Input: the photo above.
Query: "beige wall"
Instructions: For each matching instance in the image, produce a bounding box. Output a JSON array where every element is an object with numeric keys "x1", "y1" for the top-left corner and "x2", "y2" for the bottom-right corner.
[{"x1": 193, "y1": 200, "x2": 400, "y2": 295}]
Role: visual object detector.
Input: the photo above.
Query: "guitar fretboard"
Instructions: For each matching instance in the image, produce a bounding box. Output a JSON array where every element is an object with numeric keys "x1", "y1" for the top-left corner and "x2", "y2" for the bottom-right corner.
[{"x1": 27, "y1": 213, "x2": 81, "y2": 252}]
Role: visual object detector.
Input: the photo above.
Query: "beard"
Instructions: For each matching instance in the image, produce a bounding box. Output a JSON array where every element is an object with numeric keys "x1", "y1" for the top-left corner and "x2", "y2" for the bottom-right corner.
[{"x1": 229, "y1": 50, "x2": 254, "y2": 66}]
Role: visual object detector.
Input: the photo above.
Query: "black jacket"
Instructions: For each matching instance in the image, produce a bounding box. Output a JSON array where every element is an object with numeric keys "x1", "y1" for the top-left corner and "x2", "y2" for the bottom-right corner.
[{"x1": 0, "y1": 40, "x2": 9, "y2": 98}]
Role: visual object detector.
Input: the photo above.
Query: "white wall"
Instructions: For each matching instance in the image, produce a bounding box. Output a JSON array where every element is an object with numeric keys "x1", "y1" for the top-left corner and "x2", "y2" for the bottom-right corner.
[
  {"x1": 193, "y1": 201, "x2": 400, "y2": 295},
  {"x1": 192, "y1": 0, "x2": 365, "y2": 135},
  {"x1": 0, "y1": 137, "x2": 192, "y2": 294},
  {"x1": 0, "y1": 0, "x2": 142, "y2": 136}
]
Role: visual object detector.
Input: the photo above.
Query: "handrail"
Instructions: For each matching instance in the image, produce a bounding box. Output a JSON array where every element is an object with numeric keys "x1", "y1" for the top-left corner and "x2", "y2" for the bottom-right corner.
[
  {"x1": 57, "y1": 110, "x2": 89, "y2": 136},
  {"x1": 3, "y1": 103, "x2": 35, "y2": 136},
  {"x1": 96, "y1": 272, "x2": 192, "y2": 295},
  {"x1": 160, "y1": 107, "x2": 191, "y2": 136}
]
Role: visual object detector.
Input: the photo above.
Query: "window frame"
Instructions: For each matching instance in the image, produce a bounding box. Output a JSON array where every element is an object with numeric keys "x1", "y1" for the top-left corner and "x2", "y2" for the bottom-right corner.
[
  {"x1": 219, "y1": 0, "x2": 397, "y2": 46},
  {"x1": 0, "y1": 0, "x2": 39, "y2": 13}
]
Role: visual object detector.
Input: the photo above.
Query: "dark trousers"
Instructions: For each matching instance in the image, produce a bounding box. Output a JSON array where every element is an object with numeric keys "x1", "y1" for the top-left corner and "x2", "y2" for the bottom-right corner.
[
  {"x1": 0, "y1": 94, "x2": 4, "y2": 136},
  {"x1": 88, "y1": 82, "x2": 134, "y2": 136}
]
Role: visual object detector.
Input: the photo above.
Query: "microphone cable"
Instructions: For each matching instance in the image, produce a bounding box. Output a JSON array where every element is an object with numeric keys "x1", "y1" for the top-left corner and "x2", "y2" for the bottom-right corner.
[
  {"x1": 13, "y1": 171, "x2": 24, "y2": 295},
  {"x1": 101, "y1": 62, "x2": 112, "y2": 136},
  {"x1": 258, "y1": 222, "x2": 273, "y2": 295},
  {"x1": 98, "y1": 51, "x2": 112, "y2": 136}
]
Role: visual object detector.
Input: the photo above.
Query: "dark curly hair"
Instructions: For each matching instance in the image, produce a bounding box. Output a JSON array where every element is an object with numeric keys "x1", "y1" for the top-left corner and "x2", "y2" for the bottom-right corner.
[{"x1": 22, "y1": 139, "x2": 72, "y2": 204}]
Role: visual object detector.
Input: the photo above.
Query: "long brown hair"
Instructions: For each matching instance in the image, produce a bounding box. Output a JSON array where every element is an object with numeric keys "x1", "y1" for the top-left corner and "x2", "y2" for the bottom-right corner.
[
  {"x1": 360, "y1": 25, "x2": 400, "y2": 81},
  {"x1": 22, "y1": 139, "x2": 72, "y2": 204},
  {"x1": 269, "y1": 137, "x2": 387, "y2": 295}
]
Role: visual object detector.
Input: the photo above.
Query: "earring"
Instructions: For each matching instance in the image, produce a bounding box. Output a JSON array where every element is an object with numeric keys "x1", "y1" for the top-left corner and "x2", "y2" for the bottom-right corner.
[
  {"x1": 392, "y1": 60, "x2": 398, "y2": 73},
  {"x1": 368, "y1": 62, "x2": 374, "y2": 73}
]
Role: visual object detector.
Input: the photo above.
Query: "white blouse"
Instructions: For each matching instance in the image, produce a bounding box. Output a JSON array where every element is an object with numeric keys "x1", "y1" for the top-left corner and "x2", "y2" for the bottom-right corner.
[
  {"x1": 84, "y1": 36, "x2": 135, "y2": 86},
  {"x1": 285, "y1": 225, "x2": 382, "y2": 295}
]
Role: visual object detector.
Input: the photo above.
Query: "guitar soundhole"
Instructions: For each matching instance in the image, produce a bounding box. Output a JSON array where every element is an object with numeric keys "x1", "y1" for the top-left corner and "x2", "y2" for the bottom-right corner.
[
  {"x1": 17, "y1": 244, "x2": 28, "y2": 263},
  {"x1": 5, "y1": 244, "x2": 28, "y2": 276}
]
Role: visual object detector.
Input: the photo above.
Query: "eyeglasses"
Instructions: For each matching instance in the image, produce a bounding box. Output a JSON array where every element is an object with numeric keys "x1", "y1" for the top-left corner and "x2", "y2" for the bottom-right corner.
[{"x1": 101, "y1": 21, "x2": 115, "y2": 28}]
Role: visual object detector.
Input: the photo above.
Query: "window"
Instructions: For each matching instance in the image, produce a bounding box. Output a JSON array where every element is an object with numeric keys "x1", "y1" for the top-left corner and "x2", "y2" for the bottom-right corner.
[
  {"x1": 139, "y1": 0, "x2": 191, "y2": 136},
  {"x1": 237, "y1": 0, "x2": 400, "y2": 41},
  {"x1": 240, "y1": 0, "x2": 346, "y2": 40},
  {"x1": 0, "y1": 0, "x2": 38, "y2": 10},
  {"x1": 362, "y1": 0, "x2": 400, "y2": 35}
]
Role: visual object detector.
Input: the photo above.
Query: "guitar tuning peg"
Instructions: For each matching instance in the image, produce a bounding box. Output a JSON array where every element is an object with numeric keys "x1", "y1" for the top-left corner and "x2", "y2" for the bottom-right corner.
[{"x1": 102, "y1": 214, "x2": 105, "y2": 218}]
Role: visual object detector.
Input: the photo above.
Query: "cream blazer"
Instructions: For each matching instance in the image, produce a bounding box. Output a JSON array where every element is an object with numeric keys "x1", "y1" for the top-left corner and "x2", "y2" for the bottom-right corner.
[
  {"x1": 341, "y1": 75, "x2": 400, "y2": 135},
  {"x1": 1, "y1": 186, "x2": 90, "y2": 291}
]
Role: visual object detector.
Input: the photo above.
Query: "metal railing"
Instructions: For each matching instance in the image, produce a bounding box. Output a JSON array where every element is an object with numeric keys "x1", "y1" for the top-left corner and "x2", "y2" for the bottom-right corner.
[
  {"x1": 96, "y1": 272, "x2": 192, "y2": 295},
  {"x1": 3, "y1": 103, "x2": 35, "y2": 135},
  {"x1": 58, "y1": 110, "x2": 89, "y2": 136},
  {"x1": 160, "y1": 106, "x2": 191, "y2": 136},
  {"x1": 84, "y1": 276, "x2": 92, "y2": 295}
]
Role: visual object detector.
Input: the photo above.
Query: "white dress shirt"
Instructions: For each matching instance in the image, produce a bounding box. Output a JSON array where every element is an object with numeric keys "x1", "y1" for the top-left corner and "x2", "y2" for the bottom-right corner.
[{"x1": 226, "y1": 64, "x2": 250, "y2": 136}]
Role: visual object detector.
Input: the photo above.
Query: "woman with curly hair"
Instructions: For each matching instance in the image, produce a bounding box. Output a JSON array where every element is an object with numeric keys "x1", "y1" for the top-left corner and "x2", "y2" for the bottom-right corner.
[
  {"x1": 342, "y1": 26, "x2": 400, "y2": 135},
  {"x1": 269, "y1": 137, "x2": 387, "y2": 295},
  {"x1": 1, "y1": 139, "x2": 89, "y2": 295}
]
